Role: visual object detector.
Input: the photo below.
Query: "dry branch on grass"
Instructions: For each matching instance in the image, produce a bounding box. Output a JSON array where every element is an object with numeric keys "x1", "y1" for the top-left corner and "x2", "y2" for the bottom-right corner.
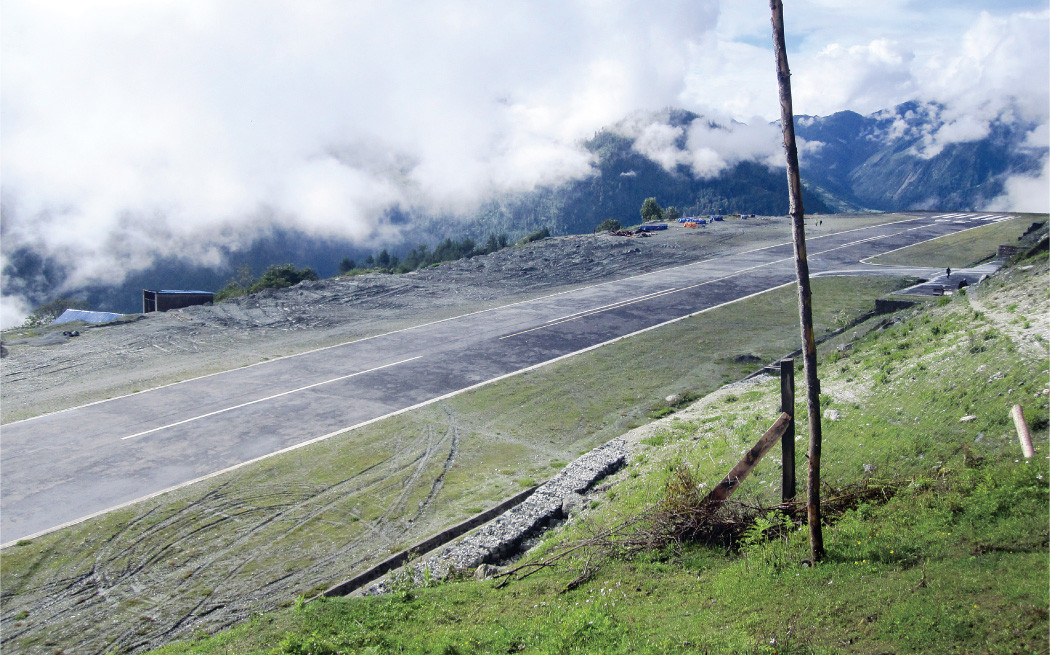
[{"x1": 492, "y1": 470, "x2": 904, "y2": 590}]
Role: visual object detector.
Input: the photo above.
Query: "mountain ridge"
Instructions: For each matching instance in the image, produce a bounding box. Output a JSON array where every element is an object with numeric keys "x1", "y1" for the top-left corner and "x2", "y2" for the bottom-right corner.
[{"x1": 3, "y1": 101, "x2": 1044, "y2": 317}]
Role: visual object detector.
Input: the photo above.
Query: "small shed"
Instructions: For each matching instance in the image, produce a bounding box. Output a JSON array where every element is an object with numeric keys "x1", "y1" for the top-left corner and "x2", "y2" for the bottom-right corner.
[{"x1": 142, "y1": 289, "x2": 214, "y2": 313}]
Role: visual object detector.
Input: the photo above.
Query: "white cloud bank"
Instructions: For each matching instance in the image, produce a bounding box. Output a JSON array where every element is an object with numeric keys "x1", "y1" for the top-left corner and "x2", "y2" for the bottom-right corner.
[
  {"x1": 621, "y1": 112, "x2": 783, "y2": 179},
  {"x1": 1, "y1": 0, "x2": 719, "y2": 320},
  {"x1": 1, "y1": 1, "x2": 1047, "y2": 327}
]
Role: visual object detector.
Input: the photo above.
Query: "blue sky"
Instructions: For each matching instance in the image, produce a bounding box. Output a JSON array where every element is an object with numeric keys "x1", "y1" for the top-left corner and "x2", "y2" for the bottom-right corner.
[{"x1": 1, "y1": 1, "x2": 1047, "y2": 324}]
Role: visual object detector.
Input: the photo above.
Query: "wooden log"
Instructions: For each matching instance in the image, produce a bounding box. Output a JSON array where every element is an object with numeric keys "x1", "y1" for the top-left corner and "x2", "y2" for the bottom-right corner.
[
  {"x1": 1012, "y1": 404, "x2": 1035, "y2": 458},
  {"x1": 703, "y1": 412, "x2": 793, "y2": 508},
  {"x1": 770, "y1": 0, "x2": 825, "y2": 562}
]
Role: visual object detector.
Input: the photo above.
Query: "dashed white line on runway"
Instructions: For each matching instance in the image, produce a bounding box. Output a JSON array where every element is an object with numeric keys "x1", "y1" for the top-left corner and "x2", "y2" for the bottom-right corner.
[{"x1": 121, "y1": 356, "x2": 423, "y2": 441}]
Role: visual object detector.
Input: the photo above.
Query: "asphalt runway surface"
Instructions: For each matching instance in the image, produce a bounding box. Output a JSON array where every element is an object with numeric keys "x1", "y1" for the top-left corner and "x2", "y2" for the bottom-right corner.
[{"x1": 0, "y1": 212, "x2": 1016, "y2": 543}]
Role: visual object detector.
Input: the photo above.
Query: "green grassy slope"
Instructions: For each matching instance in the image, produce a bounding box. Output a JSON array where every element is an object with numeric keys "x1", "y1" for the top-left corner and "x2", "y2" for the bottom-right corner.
[
  {"x1": 148, "y1": 260, "x2": 1048, "y2": 653},
  {"x1": 0, "y1": 275, "x2": 917, "y2": 655}
]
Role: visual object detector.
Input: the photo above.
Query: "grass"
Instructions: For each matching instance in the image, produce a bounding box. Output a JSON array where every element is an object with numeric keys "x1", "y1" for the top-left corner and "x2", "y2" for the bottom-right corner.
[
  {"x1": 148, "y1": 259, "x2": 1049, "y2": 654},
  {"x1": 1, "y1": 275, "x2": 915, "y2": 653},
  {"x1": 4, "y1": 216, "x2": 1042, "y2": 653},
  {"x1": 865, "y1": 215, "x2": 1039, "y2": 268}
]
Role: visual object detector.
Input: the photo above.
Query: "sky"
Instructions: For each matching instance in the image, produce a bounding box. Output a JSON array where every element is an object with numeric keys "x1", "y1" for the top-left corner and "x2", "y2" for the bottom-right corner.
[{"x1": 2, "y1": 0, "x2": 1048, "y2": 326}]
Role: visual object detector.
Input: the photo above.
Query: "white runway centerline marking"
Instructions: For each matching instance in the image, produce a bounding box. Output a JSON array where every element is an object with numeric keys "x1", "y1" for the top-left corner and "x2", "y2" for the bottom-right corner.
[{"x1": 121, "y1": 356, "x2": 422, "y2": 441}]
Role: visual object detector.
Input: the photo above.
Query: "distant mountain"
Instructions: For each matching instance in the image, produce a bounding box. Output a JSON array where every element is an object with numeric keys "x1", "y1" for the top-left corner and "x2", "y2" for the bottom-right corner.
[
  {"x1": 448, "y1": 108, "x2": 831, "y2": 240},
  {"x1": 796, "y1": 101, "x2": 1047, "y2": 212},
  {"x1": 5, "y1": 102, "x2": 1045, "y2": 318}
]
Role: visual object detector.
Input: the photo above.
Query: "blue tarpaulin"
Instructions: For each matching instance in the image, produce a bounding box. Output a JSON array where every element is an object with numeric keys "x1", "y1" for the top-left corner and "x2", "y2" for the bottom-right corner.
[{"x1": 52, "y1": 309, "x2": 125, "y2": 325}]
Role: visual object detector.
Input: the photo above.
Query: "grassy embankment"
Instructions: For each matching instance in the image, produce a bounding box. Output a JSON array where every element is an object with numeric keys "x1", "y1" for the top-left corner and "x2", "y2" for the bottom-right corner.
[
  {"x1": 3, "y1": 215, "x2": 1044, "y2": 654},
  {"x1": 144, "y1": 231, "x2": 1048, "y2": 652},
  {"x1": 1, "y1": 273, "x2": 912, "y2": 654}
]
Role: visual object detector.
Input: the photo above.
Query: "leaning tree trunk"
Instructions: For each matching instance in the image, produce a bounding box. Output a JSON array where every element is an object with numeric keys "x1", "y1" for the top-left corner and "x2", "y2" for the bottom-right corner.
[{"x1": 769, "y1": 0, "x2": 825, "y2": 562}]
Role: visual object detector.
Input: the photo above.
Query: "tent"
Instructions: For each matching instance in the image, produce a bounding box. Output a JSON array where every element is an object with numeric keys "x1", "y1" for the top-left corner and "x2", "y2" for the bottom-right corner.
[{"x1": 52, "y1": 309, "x2": 125, "y2": 325}]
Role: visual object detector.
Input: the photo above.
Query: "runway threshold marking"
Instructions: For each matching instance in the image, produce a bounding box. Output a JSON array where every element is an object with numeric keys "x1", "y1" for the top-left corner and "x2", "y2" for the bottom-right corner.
[
  {"x1": 121, "y1": 356, "x2": 422, "y2": 441},
  {"x1": 859, "y1": 214, "x2": 1019, "y2": 265}
]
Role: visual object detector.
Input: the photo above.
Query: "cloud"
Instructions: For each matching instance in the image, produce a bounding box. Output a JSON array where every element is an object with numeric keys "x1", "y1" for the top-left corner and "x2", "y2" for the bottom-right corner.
[
  {"x1": 684, "y1": 118, "x2": 782, "y2": 177},
  {"x1": 786, "y1": 8, "x2": 1049, "y2": 206},
  {"x1": 0, "y1": 294, "x2": 34, "y2": 331},
  {"x1": 3, "y1": 2, "x2": 1048, "y2": 327},
  {"x1": 901, "y1": 10, "x2": 1049, "y2": 163},
  {"x1": 621, "y1": 111, "x2": 782, "y2": 179},
  {"x1": 1, "y1": 0, "x2": 720, "y2": 324},
  {"x1": 919, "y1": 10, "x2": 1050, "y2": 124},
  {"x1": 989, "y1": 157, "x2": 1050, "y2": 213},
  {"x1": 794, "y1": 39, "x2": 918, "y2": 117},
  {"x1": 630, "y1": 122, "x2": 689, "y2": 171}
]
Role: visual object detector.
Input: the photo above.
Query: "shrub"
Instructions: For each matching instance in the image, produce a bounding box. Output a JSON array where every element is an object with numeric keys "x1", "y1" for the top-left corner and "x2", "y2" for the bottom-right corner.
[
  {"x1": 213, "y1": 281, "x2": 248, "y2": 303},
  {"x1": 248, "y1": 264, "x2": 319, "y2": 294},
  {"x1": 21, "y1": 297, "x2": 90, "y2": 327},
  {"x1": 595, "y1": 218, "x2": 621, "y2": 233},
  {"x1": 640, "y1": 197, "x2": 663, "y2": 222},
  {"x1": 520, "y1": 227, "x2": 551, "y2": 244}
]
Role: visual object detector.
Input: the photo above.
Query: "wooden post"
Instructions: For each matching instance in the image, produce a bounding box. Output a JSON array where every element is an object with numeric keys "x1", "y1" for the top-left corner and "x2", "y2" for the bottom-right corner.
[
  {"x1": 770, "y1": 0, "x2": 825, "y2": 562},
  {"x1": 1012, "y1": 405, "x2": 1035, "y2": 458},
  {"x1": 780, "y1": 359, "x2": 796, "y2": 501},
  {"x1": 702, "y1": 413, "x2": 793, "y2": 508}
]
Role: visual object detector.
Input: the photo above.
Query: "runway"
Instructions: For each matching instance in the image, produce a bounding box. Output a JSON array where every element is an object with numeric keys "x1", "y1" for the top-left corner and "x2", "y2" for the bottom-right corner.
[{"x1": 0, "y1": 212, "x2": 1016, "y2": 543}]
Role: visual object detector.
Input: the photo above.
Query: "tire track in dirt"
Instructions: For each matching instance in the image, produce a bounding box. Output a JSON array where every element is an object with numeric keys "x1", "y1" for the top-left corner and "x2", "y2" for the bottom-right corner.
[
  {"x1": 1, "y1": 456, "x2": 417, "y2": 653},
  {"x1": 417, "y1": 405, "x2": 461, "y2": 521}
]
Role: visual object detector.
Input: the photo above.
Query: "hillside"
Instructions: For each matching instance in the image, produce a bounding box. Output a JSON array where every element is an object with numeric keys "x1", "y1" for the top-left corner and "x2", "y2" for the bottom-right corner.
[
  {"x1": 147, "y1": 248, "x2": 1049, "y2": 655},
  {"x1": 3, "y1": 216, "x2": 1043, "y2": 654},
  {"x1": 797, "y1": 101, "x2": 1048, "y2": 212},
  {"x1": 3, "y1": 212, "x2": 1008, "y2": 654},
  {"x1": 448, "y1": 108, "x2": 832, "y2": 240},
  {"x1": 8, "y1": 216, "x2": 922, "y2": 655}
]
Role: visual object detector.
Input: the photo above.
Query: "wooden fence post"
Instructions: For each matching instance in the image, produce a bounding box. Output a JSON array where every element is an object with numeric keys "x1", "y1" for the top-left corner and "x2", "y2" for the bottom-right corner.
[
  {"x1": 781, "y1": 359, "x2": 796, "y2": 501},
  {"x1": 1012, "y1": 405, "x2": 1035, "y2": 458}
]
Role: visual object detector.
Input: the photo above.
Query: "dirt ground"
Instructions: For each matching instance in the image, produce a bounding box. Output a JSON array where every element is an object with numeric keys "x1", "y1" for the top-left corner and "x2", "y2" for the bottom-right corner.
[{"x1": 2, "y1": 217, "x2": 815, "y2": 424}]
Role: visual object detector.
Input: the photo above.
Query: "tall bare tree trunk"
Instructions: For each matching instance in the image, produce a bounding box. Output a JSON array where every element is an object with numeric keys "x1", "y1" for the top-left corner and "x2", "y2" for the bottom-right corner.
[{"x1": 770, "y1": 0, "x2": 825, "y2": 562}]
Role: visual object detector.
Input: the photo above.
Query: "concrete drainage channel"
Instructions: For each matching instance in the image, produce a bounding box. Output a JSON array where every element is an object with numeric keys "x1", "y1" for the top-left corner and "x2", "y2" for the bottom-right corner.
[{"x1": 318, "y1": 438, "x2": 629, "y2": 599}]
